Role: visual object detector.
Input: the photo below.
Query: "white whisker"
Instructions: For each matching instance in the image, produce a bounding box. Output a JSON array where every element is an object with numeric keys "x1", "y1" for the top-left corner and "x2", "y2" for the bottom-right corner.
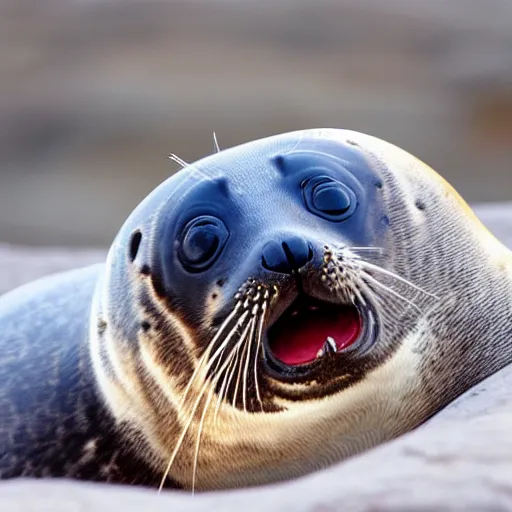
[
  {"x1": 167, "y1": 152, "x2": 215, "y2": 183},
  {"x1": 242, "y1": 318, "x2": 257, "y2": 413},
  {"x1": 348, "y1": 246, "x2": 384, "y2": 253},
  {"x1": 362, "y1": 272, "x2": 423, "y2": 314},
  {"x1": 231, "y1": 321, "x2": 252, "y2": 410},
  {"x1": 253, "y1": 302, "x2": 268, "y2": 408},
  {"x1": 213, "y1": 132, "x2": 221, "y2": 153},
  {"x1": 158, "y1": 311, "x2": 248, "y2": 492},
  {"x1": 178, "y1": 303, "x2": 242, "y2": 409},
  {"x1": 213, "y1": 346, "x2": 238, "y2": 425},
  {"x1": 351, "y1": 286, "x2": 367, "y2": 307},
  {"x1": 221, "y1": 337, "x2": 243, "y2": 420},
  {"x1": 191, "y1": 377, "x2": 217, "y2": 494},
  {"x1": 168, "y1": 153, "x2": 190, "y2": 169},
  {"x1": 358, "y1": 260, "x2": 439, "y2": 300}
]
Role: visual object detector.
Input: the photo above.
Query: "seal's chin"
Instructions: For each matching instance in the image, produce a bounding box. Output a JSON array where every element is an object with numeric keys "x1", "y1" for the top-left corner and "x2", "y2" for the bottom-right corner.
[{"x1": 266, "y1": 295, "x2": 362, "y2": 368}]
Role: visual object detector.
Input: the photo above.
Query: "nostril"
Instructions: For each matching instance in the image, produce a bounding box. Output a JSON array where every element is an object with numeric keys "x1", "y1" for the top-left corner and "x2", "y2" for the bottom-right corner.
[
  {"x1": 261, "y1": 236, "x2": 313, "y2": 274},
  {"x1": 281, "y1": 242, "x2": 297, "y2": 269},
  {"x1": 262, "y1": 240, "x2": 290, "y2": 273},
  {"x1": 283, "y1": 237, "x2": 313, "y2": 269}
]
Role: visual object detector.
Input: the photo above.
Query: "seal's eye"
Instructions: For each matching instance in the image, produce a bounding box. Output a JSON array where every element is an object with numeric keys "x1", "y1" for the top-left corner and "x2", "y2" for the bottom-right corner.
[
  {"x1": 302, "y1": 175, "x2": 356, "y2": 221},
  {"x1": 178, "y1": 216, "x2": 229, "y2": 272}
]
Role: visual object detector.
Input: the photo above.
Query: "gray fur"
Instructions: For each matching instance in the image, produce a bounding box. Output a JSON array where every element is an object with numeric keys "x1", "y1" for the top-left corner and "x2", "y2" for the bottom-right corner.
[{"x1": 0, "y1": 265, "x2": 164, "y2": 485}]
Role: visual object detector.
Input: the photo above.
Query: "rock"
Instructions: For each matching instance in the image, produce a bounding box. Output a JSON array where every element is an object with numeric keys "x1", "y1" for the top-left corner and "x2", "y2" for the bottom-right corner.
[
  {"x1": 0, "y1": 244, "x2": 106, "y2": 296},
  {"x1": 0, "y1": 202, "x2": 511, "y2": 510}
]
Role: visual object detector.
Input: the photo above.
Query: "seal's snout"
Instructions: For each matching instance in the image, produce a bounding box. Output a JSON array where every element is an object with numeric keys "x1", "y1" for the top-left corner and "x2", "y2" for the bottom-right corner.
[{"x1": 261, "y1": 235, "x2": 313, "y2": 274}]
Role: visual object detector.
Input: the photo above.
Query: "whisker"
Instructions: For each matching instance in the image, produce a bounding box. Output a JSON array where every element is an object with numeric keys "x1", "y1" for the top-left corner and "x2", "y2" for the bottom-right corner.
[
  {"x1": 335, "y1": 246, "x2": 385, "y2": 266},
  {"x1": 212, "y1": 317, "x2": 252, "y2": 424},
  {"x1": 191, "y1": 376, "x2": 217, "y2": 495},
  {"x1": 359, "y1": 278, "x2": 422, "y2": 339},
  {"x1": 210, "y1": 345, "x2": 227, "y2": 385},
  {"x1": 348, "y1": 246, "x2": 384, "y2": 253},
  {"x1": 158, "y1": 311, "x2": 249, "y2": 493},
  {"x1": 206, "y1": 344, "x2": 232, "y2": 425},
  {"x1": 351, "y1": 286, "x2": 367, "y2": 307},
  {"x1": 213, "y1": 345, "x2": 238, "y2": 425},
  {"x1": 253, "y1": 301, "x2": 268, "y2": 408},
  {"x1": 168, "y1": 153, "x2": 190, "y2": 169},
  {"x1": 178, "y1": 345, "x2": 212, "y2": 414},
  {"x1": 178, "y1": 303, "x2": 243, "y2": 409},
  {"x1": 205, "y1": 310, "x2": 250, "y2": 373},
  {"x1": 362, "y1": 271, "x2": 423, "y2": 314},
  {"x1": 168, "y1": 152, "x2": 217, "y2": 183},
  {"x1": 159, "y1": 311, "x2": 249, "y2": 492},
  {"x1": 184, "y1": 310, "x2": 250, "y2": 417},
  {"x1": 212, "y1": 131, "x2": 221, "y2": 153},
  {"x1": 231, "y1": 321, "x2": 252, "y2": 410},
  {"x1": 191, "y1": 318, "x2": 252, "y2": 494},
  {"x1": 358, "y1": 260, "x2": 439, "y2": 300},
  {"x1": 220, "y1": 336, "x2": 243, "y2": 421},
  {"x1": 242, "y1": 317, "x2": 257, "y2": 413}
]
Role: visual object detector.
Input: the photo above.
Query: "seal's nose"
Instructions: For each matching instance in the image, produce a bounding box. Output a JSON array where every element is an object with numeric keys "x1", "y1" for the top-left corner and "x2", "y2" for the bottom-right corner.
[{"x1": 261, "y1": 235, "x2": 313, "y2": 274}]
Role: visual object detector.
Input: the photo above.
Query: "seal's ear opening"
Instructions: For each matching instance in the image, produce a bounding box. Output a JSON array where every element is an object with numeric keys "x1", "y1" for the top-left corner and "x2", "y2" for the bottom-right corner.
[
  {"x1": 267, "y1": 296, "x2": 361, "y2": 366},
  {"x1": 129, "y1": 230, "x2": 142, "y2": 262}
]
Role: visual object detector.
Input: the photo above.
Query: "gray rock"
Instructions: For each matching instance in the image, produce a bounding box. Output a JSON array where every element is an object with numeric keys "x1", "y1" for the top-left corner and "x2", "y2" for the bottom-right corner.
[
  {"x1": 0, "y1": 244, "x2": 106, "y2": 296},
  {"x1": 0, "y1": 202, "x2": 511, "y2": 510}
]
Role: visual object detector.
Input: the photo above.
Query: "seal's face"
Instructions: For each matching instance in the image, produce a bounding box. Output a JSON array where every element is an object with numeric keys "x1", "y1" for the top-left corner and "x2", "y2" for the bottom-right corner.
[
  {"x1": 91, "y1": 129, "x2": 511, "y2": 491},
  {"x1": 151, "y1": 139, "x2": 389, "y2": 395}
]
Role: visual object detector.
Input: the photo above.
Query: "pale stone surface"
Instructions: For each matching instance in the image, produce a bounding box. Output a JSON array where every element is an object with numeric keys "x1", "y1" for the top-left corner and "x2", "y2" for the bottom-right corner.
[
  {"x1": 0, "y1": 203, "x2": 511, "y2": 510},
  {"x1": 0, "y1": 244, "x2": 106, "y2": 296}
]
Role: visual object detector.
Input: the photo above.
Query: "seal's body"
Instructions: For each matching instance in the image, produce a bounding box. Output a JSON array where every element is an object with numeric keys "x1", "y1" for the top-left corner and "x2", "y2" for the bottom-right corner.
[
  {"x1": 0, "y1": 129, "x2": 511, "y2": 491},
  {"x1": 0, "y1": 266, "x2": 164, "y2": 485}
]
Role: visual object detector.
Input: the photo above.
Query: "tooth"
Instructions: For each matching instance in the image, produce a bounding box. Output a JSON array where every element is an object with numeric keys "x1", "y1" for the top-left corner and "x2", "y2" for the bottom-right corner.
[
  {"x1": 324, "y1": 336, "x2": 337, "y2": 353},
  {"x1": 316, "y1": 337, "x2": 337, "y2": 359}
]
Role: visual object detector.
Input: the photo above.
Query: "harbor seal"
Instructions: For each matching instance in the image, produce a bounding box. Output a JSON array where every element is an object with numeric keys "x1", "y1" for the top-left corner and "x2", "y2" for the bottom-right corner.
[{"x1": 0, "y1": 129, "x2": 511, "y2": 492}]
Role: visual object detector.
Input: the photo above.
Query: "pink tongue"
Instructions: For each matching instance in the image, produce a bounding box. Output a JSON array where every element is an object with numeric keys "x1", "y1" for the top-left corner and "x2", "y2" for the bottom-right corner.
[{"x1": 268, "y1": 303, "x2": 361, "y2": 366}]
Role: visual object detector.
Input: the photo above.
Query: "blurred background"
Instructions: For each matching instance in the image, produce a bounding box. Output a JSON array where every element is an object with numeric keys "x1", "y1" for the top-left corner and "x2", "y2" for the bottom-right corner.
[{"x1": 1, "y1": 0, "x2": 511, "y2": 248}]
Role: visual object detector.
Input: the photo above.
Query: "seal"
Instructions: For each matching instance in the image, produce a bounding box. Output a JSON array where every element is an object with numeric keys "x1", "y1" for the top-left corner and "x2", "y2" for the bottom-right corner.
[{"x1": 1, "y1": 129, "x2": 511, "y2": 492}]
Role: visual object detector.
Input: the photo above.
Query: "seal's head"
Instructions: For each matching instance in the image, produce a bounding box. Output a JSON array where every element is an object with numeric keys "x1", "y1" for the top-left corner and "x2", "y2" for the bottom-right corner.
[{"x1": 90, "y1": 129, "x2": 512, "y2": 491}]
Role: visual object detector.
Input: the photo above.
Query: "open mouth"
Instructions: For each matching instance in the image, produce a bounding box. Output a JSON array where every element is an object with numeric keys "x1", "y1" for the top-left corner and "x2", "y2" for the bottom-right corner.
[{"x1": 266, "y1": 295, "x2": 363, "y2": 369}]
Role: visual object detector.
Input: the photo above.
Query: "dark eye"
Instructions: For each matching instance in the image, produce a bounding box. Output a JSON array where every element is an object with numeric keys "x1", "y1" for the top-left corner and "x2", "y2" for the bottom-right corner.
[
  {"x1": 178, "y1": 216, "x2": 229, "y2": 272},
  {"x1": 302, "y1": 175, "x2": 356, "y2": 221}
]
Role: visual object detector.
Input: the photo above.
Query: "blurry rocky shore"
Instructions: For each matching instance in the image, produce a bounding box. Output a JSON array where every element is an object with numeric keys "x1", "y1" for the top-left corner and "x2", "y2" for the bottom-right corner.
[{"x1": 1, "y1": 0, "x2": 511, "y2": 247}]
